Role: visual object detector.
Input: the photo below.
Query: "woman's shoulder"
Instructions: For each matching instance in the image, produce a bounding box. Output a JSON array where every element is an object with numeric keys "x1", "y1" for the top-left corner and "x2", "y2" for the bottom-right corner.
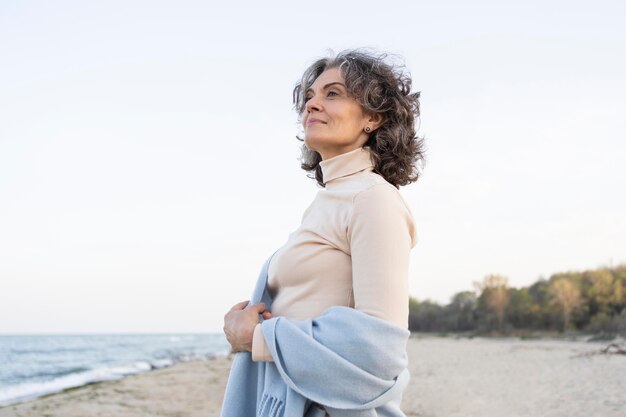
[
  {"x1": 348, "y1": 172, "x2": 417, "y2": 246},
  {"x1": 353, "y1": 172, "x2": 413, "y2": 211}
]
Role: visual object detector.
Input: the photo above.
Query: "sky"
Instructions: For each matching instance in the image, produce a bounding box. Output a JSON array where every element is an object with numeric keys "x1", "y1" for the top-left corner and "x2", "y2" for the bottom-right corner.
[{"x1": 1, "y1": 0, "x2": 625, "y2": 334}]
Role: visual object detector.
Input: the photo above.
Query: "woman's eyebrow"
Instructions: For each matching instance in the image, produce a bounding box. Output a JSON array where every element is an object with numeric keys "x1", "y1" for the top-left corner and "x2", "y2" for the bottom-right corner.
[{"x1": 305, "y1": 82, "x2": 346, "y2": 95}]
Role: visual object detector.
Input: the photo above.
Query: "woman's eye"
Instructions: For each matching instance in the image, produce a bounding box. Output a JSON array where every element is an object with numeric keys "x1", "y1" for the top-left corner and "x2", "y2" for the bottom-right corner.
[{"x1": 304, "y1": 91, "x2": 338, "y2": 103}]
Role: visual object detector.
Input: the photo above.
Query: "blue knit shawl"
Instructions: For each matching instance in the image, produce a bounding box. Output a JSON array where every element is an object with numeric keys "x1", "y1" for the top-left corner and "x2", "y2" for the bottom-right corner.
[{"x1": 220, "y1": 252, "x2": 410, "y2": 417}]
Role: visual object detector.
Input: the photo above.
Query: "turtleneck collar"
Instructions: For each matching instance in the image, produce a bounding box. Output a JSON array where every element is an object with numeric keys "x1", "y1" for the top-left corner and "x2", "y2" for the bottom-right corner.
[{"x1": 319, "y1": 146, "x2": 374, "y2": 185}]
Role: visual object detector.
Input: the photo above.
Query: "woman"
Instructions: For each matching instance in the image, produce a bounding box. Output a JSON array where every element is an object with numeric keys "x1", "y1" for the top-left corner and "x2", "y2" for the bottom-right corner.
[{"x1": 221, "y1": 49, "x2": 425, "y2": 417}]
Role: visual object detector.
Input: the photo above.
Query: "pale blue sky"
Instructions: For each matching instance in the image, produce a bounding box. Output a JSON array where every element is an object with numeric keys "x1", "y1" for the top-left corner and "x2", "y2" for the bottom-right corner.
[{"x1": 1, "y1": 0, "x2": 625, "y2": 333}]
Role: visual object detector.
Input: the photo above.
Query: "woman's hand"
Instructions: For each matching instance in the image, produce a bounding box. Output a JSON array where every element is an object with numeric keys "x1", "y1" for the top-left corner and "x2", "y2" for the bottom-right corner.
[{"x1": 223, "y1": 300, "x2": 273, "y2": 353}]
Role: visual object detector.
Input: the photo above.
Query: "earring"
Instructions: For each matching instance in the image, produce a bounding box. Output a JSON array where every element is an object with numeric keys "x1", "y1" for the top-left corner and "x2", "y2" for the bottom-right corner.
[{"x1": 365, "y1": 127, "x2": 371, "y2": 133}]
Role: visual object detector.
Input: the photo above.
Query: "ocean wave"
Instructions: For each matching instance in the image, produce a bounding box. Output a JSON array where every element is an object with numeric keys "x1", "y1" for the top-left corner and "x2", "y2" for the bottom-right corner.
[
  {"x1": 11, "y1": 367, "x2": 92, "y2": 381},
  {"x1": 0, "y1": 361, "x2": 162, "y2": 407},
  {"x1": 0, "y1": 367, "x2": 120, "y2": 407},
  {"x1": 0, "y1": 333, "x2": 230, "y2": 408},
  {"x1": 0, "y1": 354, "x2": 222, "y2": 407},
  {"x1": 10, "y1": 347, "x2": 94, "y2": 355}
]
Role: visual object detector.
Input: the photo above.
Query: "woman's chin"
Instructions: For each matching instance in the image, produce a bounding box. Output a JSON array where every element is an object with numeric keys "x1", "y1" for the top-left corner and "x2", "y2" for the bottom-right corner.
[{"x1": 303, "y1": 137, "x2": 325, "y2": 153}]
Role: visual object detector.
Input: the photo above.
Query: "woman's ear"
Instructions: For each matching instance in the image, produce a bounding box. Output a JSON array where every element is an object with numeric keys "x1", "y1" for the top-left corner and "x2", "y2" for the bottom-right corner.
[{"x1": 368, "y1": 112, "x2": 385, "y2": 131}]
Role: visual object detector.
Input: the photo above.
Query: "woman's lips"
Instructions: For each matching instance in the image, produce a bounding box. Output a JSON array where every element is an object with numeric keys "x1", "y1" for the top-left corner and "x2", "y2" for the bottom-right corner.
[{"x1": 307, "y1": 118, "x2": 326, "y2": 125}]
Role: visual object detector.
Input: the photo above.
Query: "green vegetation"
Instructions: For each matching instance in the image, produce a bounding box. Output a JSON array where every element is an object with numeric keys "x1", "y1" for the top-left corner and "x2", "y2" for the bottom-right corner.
[{"x1": 409, "y1": 263, "x2": 626, "y2": 335}]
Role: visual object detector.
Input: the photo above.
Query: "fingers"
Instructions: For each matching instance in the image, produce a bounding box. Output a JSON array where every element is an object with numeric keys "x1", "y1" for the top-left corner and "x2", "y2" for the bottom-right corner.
[
  {"x1": 246, "y1": 302, "x2": 267, "y2": 313},
  {"x1": 228, "y1": 300, "x2": 271, "y2": 316},
  {"x1": 229, "y1": 300, "x2": 249, "y2": 312}
]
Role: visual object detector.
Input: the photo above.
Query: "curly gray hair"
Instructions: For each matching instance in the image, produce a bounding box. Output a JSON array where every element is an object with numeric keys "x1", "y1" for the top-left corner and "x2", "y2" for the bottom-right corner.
[{"x1": 293, "y1": 48, "x2": 426, "y2": 188}]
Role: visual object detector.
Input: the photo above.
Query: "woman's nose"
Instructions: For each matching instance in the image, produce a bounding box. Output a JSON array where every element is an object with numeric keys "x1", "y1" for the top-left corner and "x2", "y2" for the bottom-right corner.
[{"x1": 305, "y1": 95, "x2": 322, "y2": 113}]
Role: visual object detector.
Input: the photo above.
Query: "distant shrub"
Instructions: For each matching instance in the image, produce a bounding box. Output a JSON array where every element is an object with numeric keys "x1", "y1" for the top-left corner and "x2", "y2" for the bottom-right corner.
[
  {"x1": 587, "y1": 312, "x2": 615, "y2": 333},
  {"x1": 611, "y1": 308, "x2": 626, "y2": 335}
]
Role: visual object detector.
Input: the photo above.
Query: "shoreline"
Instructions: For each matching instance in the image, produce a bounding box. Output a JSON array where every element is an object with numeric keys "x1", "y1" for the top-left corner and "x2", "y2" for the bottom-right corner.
[
  {"x1": 0, "y1": 356, "x2": 233, "y2": 417},
  {"x1": 0, "y1": 333, "x2": 230, "y2": 409},
  {"x1": 1, "y1": 336, "x2": 624, "y2": 417},
  {"x1": 2, "y1": 332, "x2": 621, "y2": 409}
]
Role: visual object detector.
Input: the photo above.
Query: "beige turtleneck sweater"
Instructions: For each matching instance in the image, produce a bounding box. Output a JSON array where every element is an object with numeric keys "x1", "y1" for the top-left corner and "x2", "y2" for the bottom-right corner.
[{"x1": 251, "y1": 146, "x2": 417, "y2": 362}]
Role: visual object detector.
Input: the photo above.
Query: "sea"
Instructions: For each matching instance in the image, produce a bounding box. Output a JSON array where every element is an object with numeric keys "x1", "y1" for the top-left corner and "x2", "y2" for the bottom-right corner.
[{"x1": 0, "y1": 333, "x2": 230, "y2": 407}]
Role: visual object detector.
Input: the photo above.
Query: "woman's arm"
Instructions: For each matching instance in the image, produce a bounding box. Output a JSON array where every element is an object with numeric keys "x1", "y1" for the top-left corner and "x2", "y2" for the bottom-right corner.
[
  {"x1": 251, "y1": 323, "x2": 274, "y2": 361},
  {"x1": 347, "y1": 183, "x2": 417, "y2": 328}
]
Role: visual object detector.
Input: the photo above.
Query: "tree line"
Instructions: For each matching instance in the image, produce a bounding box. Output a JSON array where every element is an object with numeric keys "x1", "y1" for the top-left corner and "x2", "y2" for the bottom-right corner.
[{"x1": 408, "y1": 263, "x2": 626, "y2": 334}]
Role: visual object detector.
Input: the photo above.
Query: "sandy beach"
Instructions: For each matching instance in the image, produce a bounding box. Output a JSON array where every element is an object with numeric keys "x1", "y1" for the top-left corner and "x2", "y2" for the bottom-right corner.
[{"x1": 1, "y1": 336, "x2": 623, "y2": 417}]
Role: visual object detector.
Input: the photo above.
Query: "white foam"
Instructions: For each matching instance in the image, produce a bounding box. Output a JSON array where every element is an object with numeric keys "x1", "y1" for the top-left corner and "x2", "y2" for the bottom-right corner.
[
  {"x1": 152, "y1": 358, "x2": 174, "y2": 368},
  {"x1": 0, "y1": 361, "x2": 157, "y2": 407},
  {"x1": 108, "y1": 361, "x2": 152, "y2": 376},
  {"x1": 0, "y1": 368, "x2": 121, "y2": 407}
]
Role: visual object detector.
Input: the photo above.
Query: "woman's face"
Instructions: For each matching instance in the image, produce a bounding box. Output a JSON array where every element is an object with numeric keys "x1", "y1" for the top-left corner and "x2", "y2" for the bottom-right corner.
[{"x1": 301, "y1": 67, "x2": 379, "y2": 160}]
